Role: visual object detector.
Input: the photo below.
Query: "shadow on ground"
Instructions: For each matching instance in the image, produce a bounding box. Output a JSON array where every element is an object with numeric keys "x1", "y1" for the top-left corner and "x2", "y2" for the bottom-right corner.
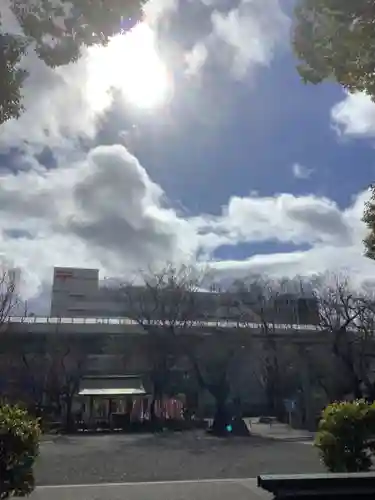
[{"x1": 35, "y1": 430, "x2": 323, "y2": 486}]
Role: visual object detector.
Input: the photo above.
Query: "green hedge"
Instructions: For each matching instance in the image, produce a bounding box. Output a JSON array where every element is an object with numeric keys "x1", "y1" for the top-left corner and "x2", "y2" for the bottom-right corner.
[
  {"x1": 0, "y1": 403, "x2": 41, "y2": 499},
  {"x1": 315, "y1": 400, "x2": 375, "y2": 472}
]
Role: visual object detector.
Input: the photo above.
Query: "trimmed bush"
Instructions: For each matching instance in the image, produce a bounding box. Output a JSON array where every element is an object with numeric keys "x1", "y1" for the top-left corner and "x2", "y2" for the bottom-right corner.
[
  {"x1": 315, "y1": 400, "x2": 375, "y2": 472},
  {"x1": 0, "y1": 403, "x2": 41, "y2": 499}
]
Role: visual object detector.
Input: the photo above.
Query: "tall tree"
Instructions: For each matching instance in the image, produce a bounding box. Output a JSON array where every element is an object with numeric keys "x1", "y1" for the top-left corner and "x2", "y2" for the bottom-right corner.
[
  {"x1": 49, "y1": 337, "x2": 91, "y2": 431},
  {"x1": 0, "y1": 267, "x2": 25, "y2": 376},
  {"x1": 0, "y1": 268, "x2": 22, "y2": 330},
  {"x1": 12, "y1": 333, "x2": 96, "y2": 428},
  {"x1": 119, "y1": 263, "x2": 205, "y2": 427},
  {"x1": 313, "y1": 274, "x2": 375, "y2": 400},
  {"x1": 121, "y1": 264, "x2": 255, "y2": 435},
  {"x1": 186, "y1": 328, "x2": 251, "y2": 436},
  {"x1": 0, "y1": 268, "x2": 26, "y2": 400},
  {"x1": 0, "y1": 0, "x2": 145, "y2": 124},
  {"x1": 293, "y1": 0, "x2": 375, "y2": 99},
  {"x1": 230, "y1": 276, "x2": 310, "y2": 419}
]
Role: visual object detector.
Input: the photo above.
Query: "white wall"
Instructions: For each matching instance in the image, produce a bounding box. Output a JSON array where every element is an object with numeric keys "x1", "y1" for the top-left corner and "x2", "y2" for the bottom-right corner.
[{"x1": 50, "y1": 267, "x2": 99, "y2": 316}]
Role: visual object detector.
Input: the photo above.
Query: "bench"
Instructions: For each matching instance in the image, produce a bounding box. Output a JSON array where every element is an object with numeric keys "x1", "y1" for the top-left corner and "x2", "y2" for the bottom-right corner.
[{"x1": 257, "y1": 472, "x2": 375, "y2": 498}]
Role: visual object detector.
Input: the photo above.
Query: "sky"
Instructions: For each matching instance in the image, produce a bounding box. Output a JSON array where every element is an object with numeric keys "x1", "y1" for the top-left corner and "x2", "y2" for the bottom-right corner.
[{"x1": 2, "y1": 0, "x2": 375, "y2": 310}]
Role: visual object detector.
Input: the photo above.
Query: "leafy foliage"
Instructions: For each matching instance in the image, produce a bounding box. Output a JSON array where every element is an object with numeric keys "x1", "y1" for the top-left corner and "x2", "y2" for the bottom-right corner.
[
  {"x1": 363, "y1": 185, "x2": 375, "y2": 260},
  {"x1": 0, "y1": 403, "x2": 41, "y2": 499},
  {"x1": 0, "y1": 34, "x2": 28, "y2": 125},
  {"x1": 315, "y1": 400, "x2": 375, "y2": 472},
  {"x1": 293, "y1": 0, "x2": 375, "y2": 99},
  {"x1": 0, "y1": 0, "x2": 145, "y2": 124}
]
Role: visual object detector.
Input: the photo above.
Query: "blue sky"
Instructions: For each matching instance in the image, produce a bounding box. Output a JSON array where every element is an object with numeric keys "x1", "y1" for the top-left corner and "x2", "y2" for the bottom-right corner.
[
  {"x1": 135, "y1": 45, "x2": 374, "y2": 213},
  {"x1": 1, "y1": 0, "x2": 375, "y2": 305}
]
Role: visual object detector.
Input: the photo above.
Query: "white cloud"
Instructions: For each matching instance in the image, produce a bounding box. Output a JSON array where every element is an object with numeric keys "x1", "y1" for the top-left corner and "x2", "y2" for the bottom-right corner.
[
  {"x1": 0, "y1": 0, "x2": 373, "y2": 308},
  {"x1": 0, "y1": 26, "x2": 171, "y2": 152},
  {"x1": 211, "y1": 0, "x2": 289, "y2": 78},
  {"x1": 185, "y1": 42, "x2": 208, "y2": 76},
  {"x1": 331, "y1": 92, "x2": 375, "y2": 138},
  {"x1": 203, "y1": 192, "x2": 353, "y2": 249},
  {"x1": 0, "y1": 145, "x2": 199, "y2": 297},
  {"x1": 0, "y1": 49, "x2": 114, "y2": 152},
  {"x1": 211, "y1": 244, "x2": 375, "y2": 288},
  {"x1": 210, "y1": 191, "x2": 371, "y2": 284},
  {"x1": 0, "y1": 0, "x2": 290, "y2": 154},
  {"x1": 292, "y1": 163, "x2": 313, "y2": 180},
  {"x1": 184, "y1": 0, "x2": 289, "y2": 78},
  {"x1": 143, "y1": 0, "x2": 179, "y2": 25},
  {"x1": 0, "y1": 143, "x2": 372, "y2": 303},
  {"x1": 0, "y1": 1, "x2": 176, "y2": 152}
]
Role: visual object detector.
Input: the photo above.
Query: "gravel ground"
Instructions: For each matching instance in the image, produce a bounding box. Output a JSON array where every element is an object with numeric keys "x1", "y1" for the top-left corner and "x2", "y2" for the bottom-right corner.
[{"x1": 35, "y1": 431, "x2": 324, "y2": 485}]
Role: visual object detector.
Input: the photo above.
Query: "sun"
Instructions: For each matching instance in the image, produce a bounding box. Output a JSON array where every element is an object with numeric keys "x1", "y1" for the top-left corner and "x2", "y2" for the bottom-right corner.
[{"x1": 105, "y1": 23, "x2": 172, "y2": 110}]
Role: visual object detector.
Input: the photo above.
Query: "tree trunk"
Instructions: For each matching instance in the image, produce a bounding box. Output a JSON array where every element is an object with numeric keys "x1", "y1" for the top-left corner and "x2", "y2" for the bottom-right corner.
[
  {"x1": 333, "y1": 331, "x2": 364, "y2": 400},
  {"x1": 365, "y1": 382, "x2": 375, "y2": 403},
  {"x1": 150, "y1": 398, "x2": 156, "y2": 423},
  {"x1": 64, "y1": 396, "x2": 74, "y2": 432},
  {"x1": 149, "y1": 397, "x2": 161, "y2": 432},
  {"x1": 353, "y1": 381, "x2": 363, "y2": 400},
  {"x1": 210, "y1": 392, "x2": 231, "y2": 436},
  {"x1": 265, "y1": 365, "x2": 284, "y2": 420}
]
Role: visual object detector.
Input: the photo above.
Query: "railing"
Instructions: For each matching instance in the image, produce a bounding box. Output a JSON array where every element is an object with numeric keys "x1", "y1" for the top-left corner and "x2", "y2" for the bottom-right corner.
[{"x1": 7, "y1": 315, "x2": 321, "y2": 331}]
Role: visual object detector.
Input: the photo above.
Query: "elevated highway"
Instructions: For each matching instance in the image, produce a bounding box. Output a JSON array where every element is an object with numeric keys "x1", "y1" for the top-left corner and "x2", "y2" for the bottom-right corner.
[{"x1": 5, "y1": 315, "x2": 328, "y2": 343}]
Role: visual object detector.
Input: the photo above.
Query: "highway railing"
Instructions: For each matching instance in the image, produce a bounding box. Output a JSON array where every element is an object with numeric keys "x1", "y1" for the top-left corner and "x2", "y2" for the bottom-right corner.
[{"x1": 7, "y1": 315, "x2": 321, "y2": 331}]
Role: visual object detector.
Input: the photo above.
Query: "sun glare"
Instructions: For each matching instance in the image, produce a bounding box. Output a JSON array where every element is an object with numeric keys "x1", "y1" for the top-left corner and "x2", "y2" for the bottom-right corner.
[{"x1": 106, "y1": 24, "x2": 172, "y2": 110}]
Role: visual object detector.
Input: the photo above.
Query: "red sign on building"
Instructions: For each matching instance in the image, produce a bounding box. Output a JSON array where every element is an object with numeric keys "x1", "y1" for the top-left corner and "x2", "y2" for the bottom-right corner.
[{"x1": 55, "y1": 271, "x2": 73, "y2": 280}]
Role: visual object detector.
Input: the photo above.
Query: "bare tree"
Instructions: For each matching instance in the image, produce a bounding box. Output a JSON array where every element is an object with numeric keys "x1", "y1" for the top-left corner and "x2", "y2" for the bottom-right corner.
[
  {"x1": 15, "y1": 333, "x2": 99, "y2": 429},
  {"x1": 19, "y1": 350, "x2": 49, "y2": 410},
  {"x1": 119, "y1": 263, "x2": 206, "y2": 427},
  {"x1": 229, "y1": 276, "x2": 303, "y2": 418},
  {"x1": 312, "y1": 274, "x2": 374, "y2": 400},
  {"x1": 44, "y1": 338, "x2": 87, "y2": 430},
  {"x1": 0, "y1": 268, "x2": 24, "y2": 333},
  {"x1": 0, "y1": 268, "x2": 26, "y2": 399},
  {"x1": 120, "y1": 263, "x2": 256, "y2": 434},
  {"x1": 295, "y1": 343, "x2": 350, "y2": 403},
  {"x1": 353, "y1": 299, "x2": 375, "y2": 400},
  {"x1": 45, "y1": 333, "x2": 108, "y2": 430},
  {"x1": 185, "y1": 327, "x2": 251, "y2": 435}
]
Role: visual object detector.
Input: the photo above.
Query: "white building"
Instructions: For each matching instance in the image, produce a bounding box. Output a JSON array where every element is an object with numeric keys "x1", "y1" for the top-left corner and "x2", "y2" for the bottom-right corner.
[
  {"x1": 50, "y1": 266, "x2": 232, "y2": 319},
  {"x1": 50, "y1": 267, "x2": 126, "y2": 317},
  {"x1": 50, "y1": 266, "x2": 320, "y2": 325}
]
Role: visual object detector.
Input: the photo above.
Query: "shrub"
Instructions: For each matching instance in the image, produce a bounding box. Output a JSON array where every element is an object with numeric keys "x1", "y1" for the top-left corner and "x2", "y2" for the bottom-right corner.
[
  {"x1": 315, "y1": 400, "x2": 375, "y2": 472},
  {"x1": 0, "y1": 403, "x2": 41, "y2": 499}
]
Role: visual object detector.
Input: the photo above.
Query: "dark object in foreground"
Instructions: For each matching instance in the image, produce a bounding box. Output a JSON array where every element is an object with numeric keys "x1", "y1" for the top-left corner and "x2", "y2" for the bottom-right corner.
[
  {"x1": 258, "y1": 472, "x2": 375, "y2": 498},
  {"x1": 230, "y1": 416, "x2": 250, "y2": 436},
  {"x1": 207, "y1": 416, "x2": 250, "y2": 437}
]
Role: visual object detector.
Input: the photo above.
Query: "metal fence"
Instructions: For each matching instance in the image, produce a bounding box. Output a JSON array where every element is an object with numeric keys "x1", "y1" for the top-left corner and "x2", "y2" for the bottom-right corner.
[{"x1": 7, "y1": 315, "x2": 320, "y2": 331}]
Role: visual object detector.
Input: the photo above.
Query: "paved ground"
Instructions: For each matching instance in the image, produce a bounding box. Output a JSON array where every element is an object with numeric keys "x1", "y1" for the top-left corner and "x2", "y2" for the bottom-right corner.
[
  {"x1": 249, "y1": 421, "x2": 315, "y2": 443},
  {"x1": 27, "y1": 479, "x2": 271, "y2": 500},
  {"x1": 35, "y1": 430, "x2": 323, "y2": 486}
]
